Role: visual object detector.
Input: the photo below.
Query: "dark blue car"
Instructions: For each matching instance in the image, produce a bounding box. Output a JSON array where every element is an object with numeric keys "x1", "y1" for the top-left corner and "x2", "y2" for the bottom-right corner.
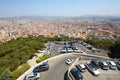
[{"x1": 70, "y1": 68, "x2": 83, "y2": 80}]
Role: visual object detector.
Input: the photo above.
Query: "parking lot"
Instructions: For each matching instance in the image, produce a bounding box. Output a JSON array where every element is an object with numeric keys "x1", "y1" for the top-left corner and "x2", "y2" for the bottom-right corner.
[
  {"x1": 46, "y1": 41, "x2": 120, "y2": 80},
  {"x1": 83, "y1": 69, "x2": 120, "y2": 80},
  {"x1": 47, "y1": 41, "x2": 109, "y2": 58},
  {"x1": 72, "y1": 60, "x2": 120, "y2": 80}
]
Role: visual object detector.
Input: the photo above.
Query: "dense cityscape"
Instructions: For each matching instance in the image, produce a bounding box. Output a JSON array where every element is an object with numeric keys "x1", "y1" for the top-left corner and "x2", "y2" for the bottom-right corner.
[{"x1": 0, "y1": 17, "x2": 120, "y2": 42}]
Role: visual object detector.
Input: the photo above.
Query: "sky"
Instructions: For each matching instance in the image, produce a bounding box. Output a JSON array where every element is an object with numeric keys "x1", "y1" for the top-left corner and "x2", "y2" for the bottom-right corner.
[{"x1": 0, "y1": 0, "x2": 120, "y2": 17}]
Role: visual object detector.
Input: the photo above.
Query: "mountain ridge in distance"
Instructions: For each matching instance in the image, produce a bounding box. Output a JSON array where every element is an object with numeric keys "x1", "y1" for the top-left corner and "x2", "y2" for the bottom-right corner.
[{"x1": 0, "y1": 15, "x2": 120, "y2": 20}]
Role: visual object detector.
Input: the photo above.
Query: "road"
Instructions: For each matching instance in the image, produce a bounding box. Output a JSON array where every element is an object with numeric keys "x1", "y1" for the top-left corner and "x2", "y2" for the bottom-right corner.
[
  {"x1": 38, "y1": 53, "x2": 120, "y2": 80},
  {"x1": 39, "y1": 54, "x2": 78, "y2": 80}
]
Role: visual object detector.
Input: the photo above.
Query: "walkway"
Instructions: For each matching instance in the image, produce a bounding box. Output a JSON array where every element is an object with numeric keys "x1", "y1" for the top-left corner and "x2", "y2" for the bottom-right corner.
[{"x1": 27, "y1": 50, "x2": 44, "y2": 67}]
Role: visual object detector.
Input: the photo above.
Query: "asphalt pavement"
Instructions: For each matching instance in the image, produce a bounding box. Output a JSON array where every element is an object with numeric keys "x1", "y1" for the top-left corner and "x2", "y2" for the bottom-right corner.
[{"x1": 39, "y1": 54, "x2": 78, "y2": 80}]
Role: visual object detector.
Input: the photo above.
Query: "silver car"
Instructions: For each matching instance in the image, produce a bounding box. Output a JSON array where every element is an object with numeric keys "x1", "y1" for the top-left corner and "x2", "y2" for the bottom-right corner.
[
  {"x1": 85, "y1": 62, "x2": 100, "y2": 76},
  {"x1": 65, "y1": 58, "x2": 74, "y2": 65},
  {"x1": 76, "y1": 63, "x2": 86, "y2": 72},
  {"x1": 24, "y1": 72, "x2": 40, "y2": 80},
  {"x1": 61, "y1": 49, "x2": 67, "y2": 53},
  {"x1": 67, "y1": 48, "x2": 73, "y2": 53},
  {"x1": 99, "y1": 61, "x2": 109, "y2": 70},
  {"x1": 107, "y1": 61, "x2": 117, "y2": 70}
]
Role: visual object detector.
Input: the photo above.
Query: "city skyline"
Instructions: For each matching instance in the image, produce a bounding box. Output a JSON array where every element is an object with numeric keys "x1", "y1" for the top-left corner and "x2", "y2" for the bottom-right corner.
[{"x1": 0, "y1": 0, "x2": 120, "y2": 17}]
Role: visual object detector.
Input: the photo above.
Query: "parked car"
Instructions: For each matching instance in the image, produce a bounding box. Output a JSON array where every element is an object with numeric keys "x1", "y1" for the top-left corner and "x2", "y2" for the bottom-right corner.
[
  {"x1": 65, "y1": 58, "x2": 74, "y2": 65},
  {"x1": 24, "y1": 72, "x2": 40, "y2": 80},
  {"x1": 73, "y1": 46, "x2": 81, "y2": 53},
  {"x1": 70, "y1": 68, "x2": 83, "y2": 80},
  {"x1": 33, "y1": 63, "x2": 49, "y2": 72},
  {"x1": 107, "y1": 61, "x2": 117, "y2": 70},
  {"x1": 61, "y1": 49, "x2": 67, "y2": 53},
  {"x1": 86, "y1": 45, "x2": 92, "y2": 50},
  {"x1": 67, "y1": 48, "x2": 73, "y2": 53},
  {"x1": 115, "y1": 61, "x2": 120, "y2": 70},
  {"x1": 76, "y1": 63, "x2": 86, "y2": 72},
  {"x1": 82, "y1": 42, "x2": 87, "y2": 47},
  {"x1": 91, "y1": 60, "x2": 100, "y2": 69},
  {"x1": 99, "y1": 61, "x2": 109, "y2": 70},
  {"x1": 85, "y1": 62, "x2": 100, "y2": 76}
]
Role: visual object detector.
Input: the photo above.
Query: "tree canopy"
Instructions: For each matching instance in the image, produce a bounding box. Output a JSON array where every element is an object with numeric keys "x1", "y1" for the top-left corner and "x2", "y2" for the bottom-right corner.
[
  {"x1": 109, "y1": 40, "x2": 120, "y2": 58},
  {"x1": 0, "y1": 36, "x2": 45, "y2": 75}
]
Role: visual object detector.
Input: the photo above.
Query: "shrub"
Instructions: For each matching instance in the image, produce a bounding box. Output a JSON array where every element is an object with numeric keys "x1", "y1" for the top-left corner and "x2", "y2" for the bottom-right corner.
[
  {"x1": 36, "y1": 55, "x2": 51, "y2": 63},
  {"x1": 0, "y1": 68, "x2": 11, "y2": 80},
  {"x1": 10, "y1": 63, "x2": 30, "y2": 80}
]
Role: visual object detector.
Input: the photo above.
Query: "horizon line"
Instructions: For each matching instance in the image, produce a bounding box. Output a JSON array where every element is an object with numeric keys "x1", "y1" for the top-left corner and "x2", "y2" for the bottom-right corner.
[{"x1": 0, "y1": 14, "x2": 120, "y2": 19}]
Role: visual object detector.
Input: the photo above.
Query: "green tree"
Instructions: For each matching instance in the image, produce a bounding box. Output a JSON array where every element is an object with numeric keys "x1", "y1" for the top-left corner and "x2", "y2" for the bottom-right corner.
[
  {"x1": 85, "y1": 39, "x2": 113, "y2": 49},
  {"x1": 109, "y1": 40, "x2": 120, "y2": 58},
  {"x1": 0, "y1": 68, "x2": 11, "y2": 80}
]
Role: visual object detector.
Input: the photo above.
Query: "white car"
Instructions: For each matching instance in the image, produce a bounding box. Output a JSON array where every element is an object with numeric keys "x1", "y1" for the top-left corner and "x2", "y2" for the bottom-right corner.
[
  {"x1": 107, "y1": 61, "x2": 117, "y2": 70},
  {"x1": 24, "y1": 72, "x2": 40, "y2": 80},
  {"x1": 74, "y1": 47, "x2": 81, "y2": 53},
  {"x1": 61, "y1": 49, "x2": 67, "y2": 53},
  {"x1": 74, "y1": 49, "x2": 81, "y2": 53},
  {"x1": 99, "y1": 61, "x2": 109, "y2": 70},
  {"x1": 76, "y1": 63, "x2": 86, "y2": 72},
  {"x1": 65, "y1": 58, "x2": 74, "y2": 65},
  {"x1": 86, "y1": 62, "x2": 100, "y2": 76},
  {"x1": 67, "y1": 48, "x2": 73, "y2": 53}
]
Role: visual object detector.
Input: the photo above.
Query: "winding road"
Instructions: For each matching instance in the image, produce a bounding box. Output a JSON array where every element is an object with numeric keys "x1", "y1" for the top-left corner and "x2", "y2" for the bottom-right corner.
[{"x1": 39, "y1": 54, "x2": 78, "y2": 80}]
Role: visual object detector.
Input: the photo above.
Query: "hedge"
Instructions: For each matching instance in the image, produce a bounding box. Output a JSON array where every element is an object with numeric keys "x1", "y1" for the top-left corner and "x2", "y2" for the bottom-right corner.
[
  {"x1": 36, "y1": 55, "x2": 51, "y2": 63},
  {"x1": 0, "y1": 68, "x2": 11, "y2": 80},
  {"x1": 10, "y1": 63, "x2": 30, "y2": 80}
]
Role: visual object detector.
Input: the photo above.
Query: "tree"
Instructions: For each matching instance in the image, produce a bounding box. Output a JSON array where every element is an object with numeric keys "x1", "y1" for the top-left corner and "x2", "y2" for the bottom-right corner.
[
  {"x1": 85, "y1": 39, "x2": 113, "y2": 49},
  {"x1": 109, "y1": 40, "x2": 120, "y2": 58},
  {"x1": 0, "y1": 68, "x2": 11, "y2": 80}
]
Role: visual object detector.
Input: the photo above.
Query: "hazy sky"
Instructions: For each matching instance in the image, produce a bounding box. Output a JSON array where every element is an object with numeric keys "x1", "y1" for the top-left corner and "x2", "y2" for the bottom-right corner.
[{"x1": 0, "y1": 0, "x2": 120, "y2": 17}]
